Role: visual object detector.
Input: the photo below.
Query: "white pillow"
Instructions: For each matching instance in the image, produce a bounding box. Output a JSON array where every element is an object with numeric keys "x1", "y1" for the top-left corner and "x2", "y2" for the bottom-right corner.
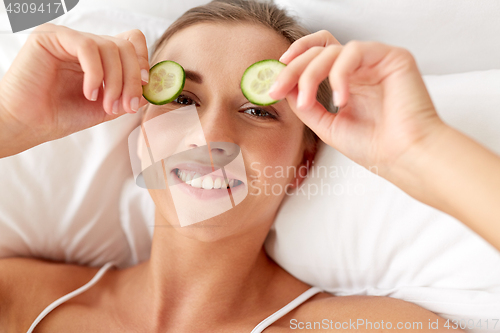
[{"x1": 274, "y1": 0, "x2": 500, "y2": 75}]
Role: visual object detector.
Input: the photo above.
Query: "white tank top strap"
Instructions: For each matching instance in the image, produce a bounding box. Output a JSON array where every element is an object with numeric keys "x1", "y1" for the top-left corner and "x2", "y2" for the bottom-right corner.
[
  {"x1": 250, "y1": 286, "x2": 323, "y2": 333},
  {"x1": 27, "y1": 263, "x2": 321, "y2": 333},
  {"x1": 27, "y1": 261, "x2": 116, "y2": 333}
]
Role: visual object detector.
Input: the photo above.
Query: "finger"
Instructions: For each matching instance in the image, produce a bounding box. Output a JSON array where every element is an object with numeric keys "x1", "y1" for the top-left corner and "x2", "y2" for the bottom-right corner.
[
  {"x1": 280, "y1": 30, "x2": 339, "y2": 64},
  {"x1": 114, "y1": 29, "x2": 150, "y2": 84},
  {"x1": 101, "y1": 36, "x2": 142, "y2": 114},
  {"x1": 297, "y1": 45, "x2": 342, "y2": 110},
  {"x1": 77, "y1": 39, "x2": 104, "y2": 102},
  {"x1": 100, "y1": 98, "x2": 147, "y2": 123},
  {"x1": 95, "y1": 37, "x2": 123, "y2": 115},
  {"x1": 139, "y1": 96, "x2": 149, "y2": 109},
  {"x1": 269, "y1": 46, "x2": 324, "y2": 101},
  {"x1": 286, "y1": 86, "x2": 336, "y2": 145},
  {"x1": 329, "y1": 40, "x2": 395, "y2": 108},
  {"x1": 37, "y1": 24, "x2": 104, "y2": 102}
]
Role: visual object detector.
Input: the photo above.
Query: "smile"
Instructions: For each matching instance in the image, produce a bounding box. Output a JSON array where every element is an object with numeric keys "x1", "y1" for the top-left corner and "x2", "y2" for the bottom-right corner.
[{"x1": 173, "y1": 168, "x2": 244, "y2": 190}]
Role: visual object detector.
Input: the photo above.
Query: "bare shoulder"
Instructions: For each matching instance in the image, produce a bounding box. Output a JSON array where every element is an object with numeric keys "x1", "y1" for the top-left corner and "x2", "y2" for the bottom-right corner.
[
  {"x1": 0, "y1": 257, "x2": 99, "y2": 332},
  {"x1": 273, "y1": 292, "x2": 464, "y2": 332}
]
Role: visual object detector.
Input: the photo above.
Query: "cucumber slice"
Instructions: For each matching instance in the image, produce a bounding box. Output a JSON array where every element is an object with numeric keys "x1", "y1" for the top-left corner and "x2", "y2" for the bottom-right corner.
[
  {"x1": 142, "y1": 60, "x2": 185, "y2": 105},
  {"x1": 240, "y1": 59, "x2": 286, "y2": 106}
]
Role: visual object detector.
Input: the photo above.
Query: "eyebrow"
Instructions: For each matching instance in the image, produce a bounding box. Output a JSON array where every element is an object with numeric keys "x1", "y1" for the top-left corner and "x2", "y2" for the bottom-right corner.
[{"x1": 184, "y1": 70, "x2": 203, "y2": 84}]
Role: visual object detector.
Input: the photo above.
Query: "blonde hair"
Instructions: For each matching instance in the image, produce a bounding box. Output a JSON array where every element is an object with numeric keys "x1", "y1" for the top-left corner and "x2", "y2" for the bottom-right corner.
[{"x1": 150, "y1": 0, "x2": 333, "y2": 154}]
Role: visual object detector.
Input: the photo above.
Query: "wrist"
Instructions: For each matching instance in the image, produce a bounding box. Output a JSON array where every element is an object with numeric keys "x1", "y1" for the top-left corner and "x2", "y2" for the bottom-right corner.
[
  {"x1": 0, "y1": 88, "x2": 33, "y2": 158},
  {"x1": 384, "y1": 120, "x2": 454, "y2": 207}
]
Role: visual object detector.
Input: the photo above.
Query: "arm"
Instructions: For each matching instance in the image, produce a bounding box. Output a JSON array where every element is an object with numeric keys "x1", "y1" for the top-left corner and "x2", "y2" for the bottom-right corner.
[
  {"x1": 0, "y1": 23, "x2": 150, "y2": 159},
  {"x1": 0, "y1": 257, "x2": 99, "y2": 332},
  {"x1": 270, "y1": 31, "x2": 500, "y2": 252},
  {"x1": 391, "y1": 124, "x2": 500, "y2": 251},
  {"x1": 0, "y1": 99, "x2": 19, "y2": 158},
  {"x1": 296, "y1": 295, "x2": 463, "y2": 332},
  {"x1": 0, "y1": 96, "x2": 37, "y2": 158}
]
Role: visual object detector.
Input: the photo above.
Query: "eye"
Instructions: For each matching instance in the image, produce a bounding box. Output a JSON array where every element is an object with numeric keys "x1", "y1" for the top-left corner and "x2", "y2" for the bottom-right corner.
[
  {"x1": 242, "y1": 107, "x2": 277, "y2": 120},
  {"x1": 173, "y1": 94, "x2": 197, "y2": 106}
]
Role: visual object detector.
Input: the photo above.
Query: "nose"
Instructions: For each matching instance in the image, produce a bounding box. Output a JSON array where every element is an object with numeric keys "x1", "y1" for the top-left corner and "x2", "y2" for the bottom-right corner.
[
  {"x1": 209, "y1": 141, "x2": 240, "y2": 168},
  {"x1": 183, "y1": 105, "x2": 238, "y2": 162},
  {"x1": 183, "y1": 118, "x2": 206, "y2": 149}
]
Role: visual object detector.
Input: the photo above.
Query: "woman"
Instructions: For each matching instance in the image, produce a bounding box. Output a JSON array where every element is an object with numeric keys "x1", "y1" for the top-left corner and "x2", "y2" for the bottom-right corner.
[{"x1": 0, "y1": 0, "x2": 498, "y2": 331}]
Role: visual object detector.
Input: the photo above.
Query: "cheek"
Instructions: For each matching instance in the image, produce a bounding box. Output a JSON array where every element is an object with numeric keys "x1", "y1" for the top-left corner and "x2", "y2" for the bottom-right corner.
[{"x1": 243, "y1": 126, "x2": 304, "y2": 187}]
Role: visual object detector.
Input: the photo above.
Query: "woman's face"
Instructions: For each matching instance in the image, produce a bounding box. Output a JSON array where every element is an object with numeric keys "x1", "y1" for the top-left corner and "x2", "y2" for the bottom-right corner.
[{"x1": 142, "y1": 22, "x2": 309, "y2": 241}]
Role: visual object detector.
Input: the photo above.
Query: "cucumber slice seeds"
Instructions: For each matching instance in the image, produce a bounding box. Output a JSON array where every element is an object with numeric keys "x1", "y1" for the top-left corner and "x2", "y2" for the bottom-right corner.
[
  {"x1": 240, "y1": 59, "x2": 286, "y2": 106},
  {"x1": 142, "y1": 60, "x2": 185, "y2": 105}
]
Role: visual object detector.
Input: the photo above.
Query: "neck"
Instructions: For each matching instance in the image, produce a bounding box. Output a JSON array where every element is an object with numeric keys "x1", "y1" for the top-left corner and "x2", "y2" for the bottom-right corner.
[{"x1": 139, "y1": 209, "x2": 281, "y2": 330}]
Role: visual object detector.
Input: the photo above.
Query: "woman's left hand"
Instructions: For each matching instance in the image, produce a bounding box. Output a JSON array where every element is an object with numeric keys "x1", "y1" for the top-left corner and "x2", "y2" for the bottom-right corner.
[{"x1": 269, "y1": 30, "x2": 447, "y2": 179}]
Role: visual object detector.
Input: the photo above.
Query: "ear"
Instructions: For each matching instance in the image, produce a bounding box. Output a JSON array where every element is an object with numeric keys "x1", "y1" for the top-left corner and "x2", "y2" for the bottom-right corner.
[{"x1": 288, "y1": 145, "x2": 316, "y2": 189}]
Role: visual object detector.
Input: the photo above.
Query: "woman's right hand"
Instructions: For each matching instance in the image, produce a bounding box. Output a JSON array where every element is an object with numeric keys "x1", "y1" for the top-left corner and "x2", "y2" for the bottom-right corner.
[{"x1": 0, "y1": 23, "x2": 150, "y2": 157}]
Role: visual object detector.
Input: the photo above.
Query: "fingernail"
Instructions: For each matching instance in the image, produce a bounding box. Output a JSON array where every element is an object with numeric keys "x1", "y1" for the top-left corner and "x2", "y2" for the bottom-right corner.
[
  {"x1": 279, "y1": 50, "x2": 290, "y2": 63},
  {"x1": 91, "y1": 89, "x2": 99, "y2": 101},
  {"x1": 268, "y1": 80, "x2": 280, "y2": 96},
  {"x1": 112, "y1": 100, "x2": 120, "y2": 114},
  {"x1": 141, "y1": 69, "x2": 149, "y2": 83},
  {"x1": 333, "y1": 91, "x2": 339, "y2": 108},
  {"x1": 297, "y1": 90, "x2": 305, "y2": 109},
  {"x1": 130, "y1": 97, "x2": 139, "y2": 112}
]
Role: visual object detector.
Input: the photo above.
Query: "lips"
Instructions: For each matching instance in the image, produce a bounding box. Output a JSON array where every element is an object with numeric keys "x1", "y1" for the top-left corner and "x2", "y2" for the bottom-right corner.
[
  {"x1": 158, "y1": 141, "x2": 246, "y2": 202},
  {"x1": 173, "y1": 167, "x2": 244, "y2": 190},
  {"x1": 167, "y1": 162, "x2": 245, "y2": 201}
]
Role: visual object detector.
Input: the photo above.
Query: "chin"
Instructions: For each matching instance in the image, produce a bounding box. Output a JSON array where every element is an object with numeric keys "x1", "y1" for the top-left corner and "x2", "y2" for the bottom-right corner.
[
  {"x1": 163, "y1": 208, "x2": 247, "y2": 243},
  {"x1": 149, "y1": 179, "x2": 283, "y2": 242}
]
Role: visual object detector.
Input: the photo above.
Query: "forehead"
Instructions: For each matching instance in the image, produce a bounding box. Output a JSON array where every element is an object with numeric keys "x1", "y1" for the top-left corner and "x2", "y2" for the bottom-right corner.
[{"x1": 154, "y1": 22, "x2": 290, "y2": 83}]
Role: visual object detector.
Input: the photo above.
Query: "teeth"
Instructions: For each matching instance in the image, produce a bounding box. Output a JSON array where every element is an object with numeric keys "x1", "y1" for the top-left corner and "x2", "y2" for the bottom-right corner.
[
  {"x1": 191, "y1": 173, "x2": 202, "y2": 188},
  {"x1": 202, "y1": 176, "x2": 213, "y2": 190},
  {"x1": 175, "y1": 169, "x2": 241, "y2": 190},
  {"x1": 185, "y1": 172, "x2": 193, "y2": 184}
]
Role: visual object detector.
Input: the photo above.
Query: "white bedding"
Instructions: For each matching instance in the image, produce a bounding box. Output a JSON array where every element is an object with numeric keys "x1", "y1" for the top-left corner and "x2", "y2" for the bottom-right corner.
[{"x1": 1, "y1": 1, "x2": 499, "y2": 330}]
